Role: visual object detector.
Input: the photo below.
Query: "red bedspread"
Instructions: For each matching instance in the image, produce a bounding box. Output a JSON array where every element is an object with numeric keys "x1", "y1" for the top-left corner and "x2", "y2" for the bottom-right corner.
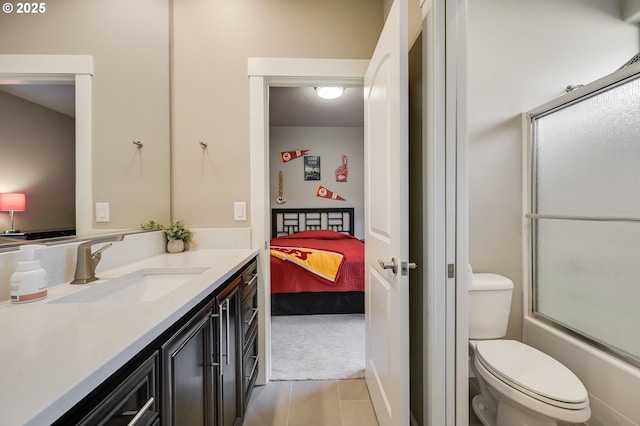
[{"x1": 270, "y1": 230, "x2": 364, "y2": 294}]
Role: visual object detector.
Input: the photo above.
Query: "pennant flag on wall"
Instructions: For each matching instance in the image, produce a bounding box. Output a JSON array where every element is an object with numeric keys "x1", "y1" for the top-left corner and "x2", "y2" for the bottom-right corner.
[
  {"x1": 280, "y1": 149, "x2": 309, "y2": 163},
  {"x1": 315, "y1": 185, "x2": 346, "y2": 201},
  {"x1": 335, "y1": 155, "x2": 348, "y2": 182},
  {"x1": 276, "y1": 170, "x2": 287, "y2": 204}
]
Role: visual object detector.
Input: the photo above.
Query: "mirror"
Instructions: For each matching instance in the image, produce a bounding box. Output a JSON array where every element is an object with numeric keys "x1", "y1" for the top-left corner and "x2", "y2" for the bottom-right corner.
[
  {"x1": 0, "y1": 82, "x2": 76, "y2": 240},
  {"x1": 0, "y1": 55, "x2": 93, "y2": 249},
  {"x1": 0, "y1": 0, "x2": 172, "y2": 251}
]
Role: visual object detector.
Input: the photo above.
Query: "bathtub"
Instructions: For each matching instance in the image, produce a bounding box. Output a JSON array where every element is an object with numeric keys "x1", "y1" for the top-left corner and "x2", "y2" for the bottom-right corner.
[{"x1": 524, "y1": 317, "x2": 640, "y2": 426}]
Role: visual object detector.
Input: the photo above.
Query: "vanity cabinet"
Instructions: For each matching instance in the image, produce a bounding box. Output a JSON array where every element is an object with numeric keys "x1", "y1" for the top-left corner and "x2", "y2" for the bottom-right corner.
[
  {"x1": 162, "y1": 270, "x2": 246, "y2": 426},
  {"x1": 55, "y1": 255, "x2": 258, "y2": 426}
]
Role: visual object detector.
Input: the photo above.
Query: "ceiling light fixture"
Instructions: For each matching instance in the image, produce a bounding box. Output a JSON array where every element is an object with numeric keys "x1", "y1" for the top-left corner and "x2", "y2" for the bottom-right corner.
[{"x1": 315, "y1": 87, "x2": 344, "y2": 100}]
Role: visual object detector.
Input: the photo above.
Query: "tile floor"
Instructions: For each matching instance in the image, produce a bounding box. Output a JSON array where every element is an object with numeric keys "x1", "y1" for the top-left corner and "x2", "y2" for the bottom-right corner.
[{"x1": 243, "y1": 379, "x2": 379, "y2": 426}]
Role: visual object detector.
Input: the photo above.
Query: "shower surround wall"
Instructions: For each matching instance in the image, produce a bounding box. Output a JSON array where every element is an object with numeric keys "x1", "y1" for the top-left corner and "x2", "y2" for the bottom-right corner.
[{"x1": 469, "y1": 0, "x2": 640, "y2": 424}]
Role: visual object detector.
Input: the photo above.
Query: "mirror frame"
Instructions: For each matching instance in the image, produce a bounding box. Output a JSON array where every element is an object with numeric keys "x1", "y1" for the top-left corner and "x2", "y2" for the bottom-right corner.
[{"x1": 0, "y1": 54, "x2": 93, "y2": 237}]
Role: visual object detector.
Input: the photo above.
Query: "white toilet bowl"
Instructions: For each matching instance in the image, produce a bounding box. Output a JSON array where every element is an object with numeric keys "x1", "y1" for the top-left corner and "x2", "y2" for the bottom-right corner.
[{"x1": 470, "y1": 340, "x2": 590, "y2": 426}]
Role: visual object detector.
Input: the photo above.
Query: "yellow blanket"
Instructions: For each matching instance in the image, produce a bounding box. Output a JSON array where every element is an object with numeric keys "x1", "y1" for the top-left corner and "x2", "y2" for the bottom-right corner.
[{"x1": 270, "y1": 246, "x2": 344, "y2": 283}]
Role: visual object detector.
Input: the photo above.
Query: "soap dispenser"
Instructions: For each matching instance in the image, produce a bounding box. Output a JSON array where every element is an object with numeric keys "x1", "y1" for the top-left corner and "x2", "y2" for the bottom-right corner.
[{"x1": 10, "y1": 245, "x2": 48, "y2": 303}]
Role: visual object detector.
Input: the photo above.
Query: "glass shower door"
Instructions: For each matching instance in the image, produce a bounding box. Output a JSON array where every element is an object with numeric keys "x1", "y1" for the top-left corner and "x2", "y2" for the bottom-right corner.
[{"x1": 530, "y1": 73, "x2": 640, "y2": 365}]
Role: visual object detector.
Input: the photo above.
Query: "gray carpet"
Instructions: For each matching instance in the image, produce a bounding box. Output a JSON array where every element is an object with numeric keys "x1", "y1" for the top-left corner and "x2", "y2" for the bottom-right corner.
[{"x1": 271, "y1": 314, "x2": 365, "y2": 381}]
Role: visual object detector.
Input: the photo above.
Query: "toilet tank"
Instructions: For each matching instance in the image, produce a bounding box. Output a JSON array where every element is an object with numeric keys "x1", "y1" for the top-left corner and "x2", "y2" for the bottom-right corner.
[{"x1": 469, "y1": 273, "x2": 514, "y2": 339}]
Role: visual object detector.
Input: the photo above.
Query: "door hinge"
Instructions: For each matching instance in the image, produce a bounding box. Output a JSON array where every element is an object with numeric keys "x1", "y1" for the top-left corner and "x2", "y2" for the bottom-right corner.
[{"x1": 447, "y1": 263, "x2": 455, "y2": 278}]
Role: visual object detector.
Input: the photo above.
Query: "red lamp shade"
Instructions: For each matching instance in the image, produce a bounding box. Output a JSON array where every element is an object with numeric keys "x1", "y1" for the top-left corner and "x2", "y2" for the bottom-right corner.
[{"x1": 0, "y1": 193, "x2": 26, "y2": 212}]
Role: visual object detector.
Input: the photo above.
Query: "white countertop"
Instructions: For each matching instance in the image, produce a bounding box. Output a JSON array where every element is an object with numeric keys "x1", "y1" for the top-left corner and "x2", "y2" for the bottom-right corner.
[{"x1": 0, "y1": 248, "x2": 258, "y2": 426}]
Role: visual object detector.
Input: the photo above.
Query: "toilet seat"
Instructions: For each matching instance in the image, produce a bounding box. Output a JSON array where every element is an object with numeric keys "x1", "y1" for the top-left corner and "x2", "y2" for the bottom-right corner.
[{"x1": 474, "y1": 340, "x2": 589, "y2": 410}]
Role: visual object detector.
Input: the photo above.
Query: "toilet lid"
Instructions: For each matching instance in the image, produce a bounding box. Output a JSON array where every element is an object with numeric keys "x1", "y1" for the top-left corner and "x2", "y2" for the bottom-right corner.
[{"x1": 475, "y1": 340, "x2": 588, "y2": 407}]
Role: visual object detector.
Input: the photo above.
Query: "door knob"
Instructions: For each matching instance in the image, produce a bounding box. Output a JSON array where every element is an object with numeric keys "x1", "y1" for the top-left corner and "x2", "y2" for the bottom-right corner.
[{"x1": 377, "y1": 258, "x2": 398, "y2": 274}]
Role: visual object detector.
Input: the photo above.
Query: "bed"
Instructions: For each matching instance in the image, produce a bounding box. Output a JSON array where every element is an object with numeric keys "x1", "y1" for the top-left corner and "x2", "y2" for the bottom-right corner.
[{"x1": 270, "y1": 208, "x2": 364, "y2": 315}]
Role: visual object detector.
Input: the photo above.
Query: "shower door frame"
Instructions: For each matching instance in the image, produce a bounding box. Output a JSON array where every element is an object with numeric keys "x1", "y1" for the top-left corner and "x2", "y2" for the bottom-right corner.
[{"x1": 522, "y1": 60, "x2": 640, "y2": 369}]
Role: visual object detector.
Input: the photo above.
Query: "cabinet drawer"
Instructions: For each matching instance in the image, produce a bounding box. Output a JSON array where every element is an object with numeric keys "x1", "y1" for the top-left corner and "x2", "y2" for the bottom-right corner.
[
  {"x1": 242, "y1": 275, "x2": 257, "y2": 310},
  {"x1": 242, "y1": 328, "x2": 259, "y2": 409},
  {"x1": 242, "y1": 280, "x2": 258, "y2": 344},
  {"x1": 78, "y1": 352, "x2": 159, "y2": 426},
  {"x1": 242, "y1": 305, "x2": 259, "y2": 344},
  {"x1": 242, "y1": 261, "x2": 258, "y2": 303},
  {"x1": 241, "y1": 261, "x2": 258, "y2": 344}
]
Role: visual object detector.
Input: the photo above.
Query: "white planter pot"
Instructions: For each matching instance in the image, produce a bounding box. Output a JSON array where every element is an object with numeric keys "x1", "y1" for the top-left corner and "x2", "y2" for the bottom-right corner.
[{"x1": 167, "y1": 239, "x2": 185, "y2": 253}]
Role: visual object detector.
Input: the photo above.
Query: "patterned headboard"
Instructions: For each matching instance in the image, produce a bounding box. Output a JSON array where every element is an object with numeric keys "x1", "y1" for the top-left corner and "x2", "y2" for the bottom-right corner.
[{"x1": 271, "y1": 208, "x2": 355, "y2": 238}]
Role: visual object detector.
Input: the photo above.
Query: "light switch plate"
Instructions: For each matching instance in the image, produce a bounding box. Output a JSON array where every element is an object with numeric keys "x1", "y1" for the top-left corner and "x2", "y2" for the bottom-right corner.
[
  {"x1": 96, "y1": 202, "x2": 110, "y2": 222},
  {"x1": 234, "y1": 202, "x2": 247, "y2": 221}
]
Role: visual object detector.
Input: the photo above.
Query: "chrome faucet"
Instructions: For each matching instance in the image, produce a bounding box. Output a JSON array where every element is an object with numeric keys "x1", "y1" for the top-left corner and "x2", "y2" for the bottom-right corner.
[{"x1": 71, "y1": 234, "x2": 125, "y2": 284}]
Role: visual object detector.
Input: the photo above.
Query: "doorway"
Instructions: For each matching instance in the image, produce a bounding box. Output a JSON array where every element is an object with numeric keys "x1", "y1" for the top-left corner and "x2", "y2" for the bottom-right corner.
[
  {"x1": 248, "y1": 57, "x2": 369, "y2": 389},
  {"x1": 267, "y1": 84, "x2": 366, "y2": 381}
]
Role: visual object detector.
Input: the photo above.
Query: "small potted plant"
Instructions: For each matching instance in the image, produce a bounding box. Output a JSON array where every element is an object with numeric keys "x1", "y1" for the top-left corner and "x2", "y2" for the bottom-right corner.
[
  {"x1": 140, "y1": 220, "x2": 163, "y2": 231},
  {"x1": 163, "y1": 220, "x2": 193, "y2": 253}
]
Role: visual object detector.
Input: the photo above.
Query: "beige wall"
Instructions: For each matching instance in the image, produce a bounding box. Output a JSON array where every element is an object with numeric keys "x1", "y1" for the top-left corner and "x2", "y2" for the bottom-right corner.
[
  {"x1": 0, "y1": 91, "x2": 75, "y2": 232},
  {"x1": 171, "y1": 0, "x2": 384, "y2": 228},
  {"x1": 468, "y1": 0, "x2": 639, "y2": 340},
  {"x1": 0, "y1": 0, "x2": 171, "y2": 231},
  {"x1": 0, "y1": 1, "x2": 422, "y2": 234}
]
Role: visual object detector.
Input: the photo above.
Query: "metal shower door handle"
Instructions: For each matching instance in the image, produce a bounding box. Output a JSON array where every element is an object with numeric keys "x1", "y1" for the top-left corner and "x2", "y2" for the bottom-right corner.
[{"x1": 378, "y1": 258, "x2": 398, "y2": 274}]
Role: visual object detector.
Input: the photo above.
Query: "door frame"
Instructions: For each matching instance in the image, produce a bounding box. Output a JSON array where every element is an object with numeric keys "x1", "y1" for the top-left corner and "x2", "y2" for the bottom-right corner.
[
  {"x1": 248, "y1": 57, "x2": 368, "y2": 385},
  {"x1": 246, "y1": 14, "x2": 468, "y2": 416},
  {"x1": 444, "y1": 0, "x2": 469, "y2": 423}
]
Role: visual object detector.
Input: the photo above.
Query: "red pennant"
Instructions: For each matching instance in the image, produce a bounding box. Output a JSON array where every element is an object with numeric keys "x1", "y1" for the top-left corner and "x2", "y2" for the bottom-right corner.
[
  {"x1": 315, "y1": 185, "x2": 346, "y2": 201},
  {"x1": 280, "y1": 149, "x2": 309, "y2": 163}
]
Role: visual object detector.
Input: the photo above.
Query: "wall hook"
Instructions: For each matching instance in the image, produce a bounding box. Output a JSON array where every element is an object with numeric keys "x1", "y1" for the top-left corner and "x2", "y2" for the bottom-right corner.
[
  {"x1": 199, "y1": 141, "x2": 208, "y2": 149},
  {"x1": 565, "y1": 84, "x2": 584, "y2": 93},
  {"x1": 133, "y1": 140, "x2": 143, "y2": 148}
]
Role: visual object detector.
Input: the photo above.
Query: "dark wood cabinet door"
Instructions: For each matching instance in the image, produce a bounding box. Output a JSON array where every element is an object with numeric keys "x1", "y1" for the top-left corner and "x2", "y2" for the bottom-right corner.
[
  {"x1": 216, "y1": 276, "x2": 242, "y2": 426},
  {"x1": 162, "y1": 309, "x2": 216, "y2": 426}
]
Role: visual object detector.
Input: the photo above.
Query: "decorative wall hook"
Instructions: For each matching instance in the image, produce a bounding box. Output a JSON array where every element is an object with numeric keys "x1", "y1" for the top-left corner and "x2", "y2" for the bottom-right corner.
[
  {"x1": 132, "y1": 140, "x2": 143, "y2": 148},
  {"x1": 565, "y1": 84, "x2": 584, "y2": 93},
  {"x1": 199, "y1": 141, "x2": 208, "y2": 149}
]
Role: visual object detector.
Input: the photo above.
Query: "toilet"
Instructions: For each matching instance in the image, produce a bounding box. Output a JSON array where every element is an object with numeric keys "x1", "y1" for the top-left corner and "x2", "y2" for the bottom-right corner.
[{"x1": 468, "y1": 269, "x2": 591, "y2": 426}]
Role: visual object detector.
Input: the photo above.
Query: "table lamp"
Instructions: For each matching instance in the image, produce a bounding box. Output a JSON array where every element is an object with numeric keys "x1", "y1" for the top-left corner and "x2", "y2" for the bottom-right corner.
[{"x1": 0, "y1": 193, "x2": 26, "y2": 234}]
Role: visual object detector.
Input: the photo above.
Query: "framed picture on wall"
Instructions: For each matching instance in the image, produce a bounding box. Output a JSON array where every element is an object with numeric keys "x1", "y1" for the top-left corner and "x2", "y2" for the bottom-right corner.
[{"x1": 304, "y1": 156, "x2": 321, "y2": 181}]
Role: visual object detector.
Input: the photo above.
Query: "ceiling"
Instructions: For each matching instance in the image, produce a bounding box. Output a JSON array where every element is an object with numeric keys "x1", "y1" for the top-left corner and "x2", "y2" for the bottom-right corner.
[
  {"x1": 269, "y1": 86, "x2": 364, "y2": 127},
  {"x1": 0, "y1": 84, "x2": 76, "y2": 117},
  {"x1": 0, "y1": 84, "x2": 364, "y2": 126}
]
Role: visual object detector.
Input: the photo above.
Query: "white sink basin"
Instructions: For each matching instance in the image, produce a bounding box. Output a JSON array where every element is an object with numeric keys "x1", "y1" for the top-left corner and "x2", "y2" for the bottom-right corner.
[{"x1": 48, "y1": 267, "x2": 209, "y2": 304}]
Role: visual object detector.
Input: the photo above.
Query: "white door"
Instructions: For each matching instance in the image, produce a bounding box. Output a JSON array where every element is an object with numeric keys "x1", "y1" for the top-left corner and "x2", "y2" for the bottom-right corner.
[{"x1": 364, "y1": 0, "x2": 410, "y2": 425}]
